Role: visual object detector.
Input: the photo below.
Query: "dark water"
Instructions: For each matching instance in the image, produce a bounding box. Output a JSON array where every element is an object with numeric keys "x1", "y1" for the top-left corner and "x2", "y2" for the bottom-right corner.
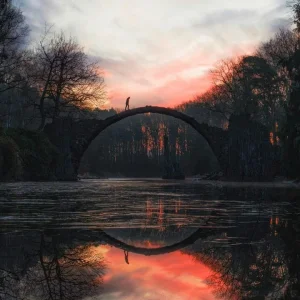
[{"x1": 0, "y1": 179, "x2": 300, "y2": 300}]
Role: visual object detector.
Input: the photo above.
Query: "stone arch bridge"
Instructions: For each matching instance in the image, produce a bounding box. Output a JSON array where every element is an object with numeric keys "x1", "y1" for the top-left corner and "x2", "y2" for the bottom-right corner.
[{"x1": 44, "y1": 106, "x2": 228, "y2": 180}]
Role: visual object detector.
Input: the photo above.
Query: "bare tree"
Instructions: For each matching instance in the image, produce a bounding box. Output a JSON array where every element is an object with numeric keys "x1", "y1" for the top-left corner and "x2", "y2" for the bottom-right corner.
[
  {"x1": 28, "y1": 29, "x2": 106, "y2": 129},
  {"x1": 197, "y1": 55, "x2": 284, "y2": 133},
  {"x1": 0, "y1": 232, "x2": 106, "y2": 300},
  {"x1": 0, "y1": 0, "x2": 29, "y2": 93},
  {"x1": 27, "y1": 234, "x2": 106, "y2": 300}
]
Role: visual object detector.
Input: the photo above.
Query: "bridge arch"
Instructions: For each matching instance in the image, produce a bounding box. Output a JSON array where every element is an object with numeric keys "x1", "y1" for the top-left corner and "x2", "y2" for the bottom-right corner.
[
  {"x1": 44, "y1": 106, "x2": 226, "y2": 180},
  {"x1": 78, "y1": 106, "x2": 221, "y2": 166}
]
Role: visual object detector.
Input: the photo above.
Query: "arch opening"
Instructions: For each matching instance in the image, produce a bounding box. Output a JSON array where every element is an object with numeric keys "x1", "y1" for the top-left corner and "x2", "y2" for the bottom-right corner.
[{"x1": 78, "y1": 106, "x2": 222, "y2": 178}]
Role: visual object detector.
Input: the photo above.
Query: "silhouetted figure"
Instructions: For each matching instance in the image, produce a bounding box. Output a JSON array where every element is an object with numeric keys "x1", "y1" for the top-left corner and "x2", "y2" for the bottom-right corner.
[
  {"x1": 124, "y1": 250, "x2": 129, "y2": 264},
  {"x1": 125, "y1": 97, "x2": 130, "y2": 110}
]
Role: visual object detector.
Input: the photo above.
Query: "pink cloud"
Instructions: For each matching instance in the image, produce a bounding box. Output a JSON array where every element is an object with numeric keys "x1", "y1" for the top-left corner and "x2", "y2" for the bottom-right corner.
[
  {"x1": 103, "y1": 43, "x2": 257, "y2": 109},
  {"x1": 97, "y1": 244, "x2": 218, "y2": 300},
  {"x1": 101, "y1": 68, "x2": 113, "y2": 78},
  {"x1": 153, "y1": 74, "x2": 214, "y2": 107},
  {"x1": 106, "y1": 72, "x2": 213, "y2": 109},
  {"x1": 152, "y1": 51, "x2": 217, "y2": 80}
]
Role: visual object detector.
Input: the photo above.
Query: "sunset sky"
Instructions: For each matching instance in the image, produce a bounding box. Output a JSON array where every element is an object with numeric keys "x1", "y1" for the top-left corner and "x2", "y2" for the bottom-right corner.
[{"x1": 16, "y1": 0, "x2": 289, "y2": 108}]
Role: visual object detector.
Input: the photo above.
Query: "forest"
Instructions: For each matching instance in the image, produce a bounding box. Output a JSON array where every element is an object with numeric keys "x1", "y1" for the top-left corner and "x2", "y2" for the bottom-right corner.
[{"x1": 0, "y1": 0, "x2": 300, "y2": 180}]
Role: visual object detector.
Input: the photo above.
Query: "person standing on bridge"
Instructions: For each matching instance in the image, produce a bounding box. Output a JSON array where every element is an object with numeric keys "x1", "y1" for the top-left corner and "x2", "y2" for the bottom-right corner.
[{"x1": 125, "y1": 96, "x2": 130, "y2": 110}]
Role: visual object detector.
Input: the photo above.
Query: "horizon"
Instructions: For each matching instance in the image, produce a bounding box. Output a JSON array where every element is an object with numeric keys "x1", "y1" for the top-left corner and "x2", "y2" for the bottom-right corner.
[{"x1": 16, "y1": 0, "x2": 290, "y2": 109}]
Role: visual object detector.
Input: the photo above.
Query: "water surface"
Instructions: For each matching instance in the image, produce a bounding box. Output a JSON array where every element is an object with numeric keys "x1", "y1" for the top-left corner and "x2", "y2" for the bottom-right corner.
[{"x1": 0, "y1": 179, "x2": 299, "y2": 299}]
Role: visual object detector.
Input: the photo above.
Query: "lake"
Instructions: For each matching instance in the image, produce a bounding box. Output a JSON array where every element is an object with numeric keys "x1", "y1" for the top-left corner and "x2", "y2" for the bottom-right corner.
[{"x1": 0, "y1": 179, "x2": 300, "y2": 300}]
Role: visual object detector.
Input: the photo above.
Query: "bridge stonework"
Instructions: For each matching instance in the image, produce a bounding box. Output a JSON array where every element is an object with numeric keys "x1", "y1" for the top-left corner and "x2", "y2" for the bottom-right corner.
[{"x1": 44, "y1": 106, "x2": 227, "y2": 181}]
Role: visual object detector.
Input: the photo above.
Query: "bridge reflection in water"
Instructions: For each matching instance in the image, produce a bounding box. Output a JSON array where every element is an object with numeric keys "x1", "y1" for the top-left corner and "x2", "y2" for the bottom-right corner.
[{"x1": 0, "y1": 180, "x2": 300, "y2": 299}]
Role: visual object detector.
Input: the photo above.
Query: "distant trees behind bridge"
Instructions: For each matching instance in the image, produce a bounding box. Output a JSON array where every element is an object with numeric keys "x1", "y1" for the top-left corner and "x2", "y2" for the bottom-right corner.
[{"x1": 79, "y1": 110, "x2": 221, "y2": 177}]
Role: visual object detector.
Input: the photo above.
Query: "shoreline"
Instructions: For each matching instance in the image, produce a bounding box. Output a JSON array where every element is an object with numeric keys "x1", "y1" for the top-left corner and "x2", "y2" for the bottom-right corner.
[
  {"x1": 78, "y1": 177, "x2": 300, "y2": 189},
  {"x1": 1, "y1": 177, "x2": 300, "y2": 189}
]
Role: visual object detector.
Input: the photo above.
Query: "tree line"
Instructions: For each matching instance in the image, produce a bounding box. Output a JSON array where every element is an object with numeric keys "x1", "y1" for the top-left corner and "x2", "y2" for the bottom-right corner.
[
  {"x1": 1, "y1": 0, "x2": 300, "y2": 179},
  {"x1": 187, "y1": 1, "x2": 300, "y2": 179},
  {"x1": 79, "y1": 113, "x2": 219, "y2": 177}
]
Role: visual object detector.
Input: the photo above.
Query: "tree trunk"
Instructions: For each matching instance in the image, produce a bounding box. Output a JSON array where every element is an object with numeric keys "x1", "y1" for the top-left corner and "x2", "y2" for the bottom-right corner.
[{"x1": 38, "y1": 64, "x2": 54, "y2": 130}]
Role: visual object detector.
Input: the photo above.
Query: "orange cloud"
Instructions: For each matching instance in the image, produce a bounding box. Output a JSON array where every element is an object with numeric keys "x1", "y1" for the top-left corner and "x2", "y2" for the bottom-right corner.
[
  {"x1": 103, "y1": 43, "x2": 257, "y2": 109},
  {"x1": 93, "y1": 243, "x2": 218, "y2": 300},
  {"x1": 154, "y1": 74, "x2": 214, "y2": 107},
  {"x1": 101, "y1": 68, "x2": 113, "y2": 78},
  {"x1": 152, "y1": 51, "x2": 217, "y2": 80},
  {"x1": 106, "y1": 73, "x2": 213, "y2": 109}
]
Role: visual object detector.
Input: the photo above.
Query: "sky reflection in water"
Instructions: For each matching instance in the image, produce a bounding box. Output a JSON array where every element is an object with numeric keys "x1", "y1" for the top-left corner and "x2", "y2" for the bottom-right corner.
[{"x1": 0, "y1": 179, "x2": 299, "y2": 300}]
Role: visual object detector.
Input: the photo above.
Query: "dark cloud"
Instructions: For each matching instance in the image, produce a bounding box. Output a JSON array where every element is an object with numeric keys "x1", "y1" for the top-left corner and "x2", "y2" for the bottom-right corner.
[
  {"x1": 193, "y1": 9, "x2": 257, "y2": 28},
  {"x1": 16, "y1": 0, "x2": 58, "y2": 25},
  {"x1": 192, "y1": 5, "x2": 290, "y2": 38},
  {"x1": 269, "y1": 17, "x2": 291, "y2": 32},
  {"x1": 260, "y1": 4, "x2": 291, "y2": 34},
  {"x1": 15, "y1": 0, "x2": 60, "y2": 40}
]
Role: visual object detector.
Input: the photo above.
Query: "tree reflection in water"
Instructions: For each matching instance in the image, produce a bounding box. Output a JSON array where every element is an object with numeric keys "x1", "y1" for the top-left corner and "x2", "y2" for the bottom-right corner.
[
  {"x1": 183, "y1": 191, "x2": 300, "y2": 299},
  {"x1": 0, "y1": 186, "x2": 300, "y2": 300},
  {"x1": 191, "y1": 235, "x2": 288, "y2": 299},
  {"x1": 0, "y1": 231, "x2": 106, "y2": 300}
]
